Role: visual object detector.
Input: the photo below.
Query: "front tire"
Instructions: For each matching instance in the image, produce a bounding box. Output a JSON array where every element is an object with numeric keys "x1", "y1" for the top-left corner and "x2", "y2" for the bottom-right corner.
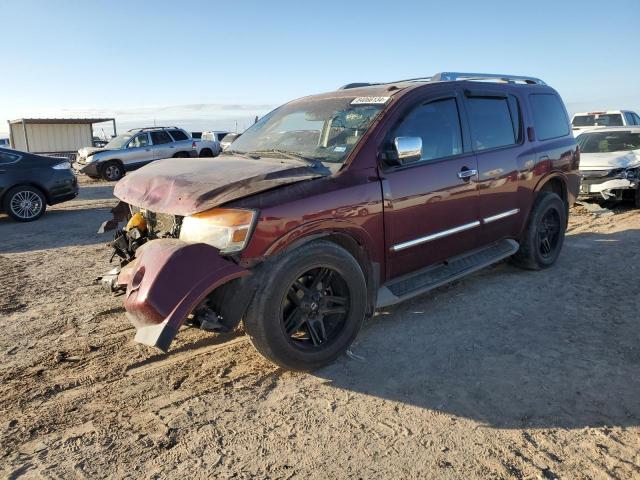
[
  {"x1": 511, "y1": 191, "x2": 567, "y2": 270},
  {"x1": 244, "y1": 240, "x2": 367, "y2": 371},
  {"x1": 3, "y1": 186, "x2": 47, "y2": 222},
  {"x1": 100, "y1": 161, "x2": 124, "y2": 181}
]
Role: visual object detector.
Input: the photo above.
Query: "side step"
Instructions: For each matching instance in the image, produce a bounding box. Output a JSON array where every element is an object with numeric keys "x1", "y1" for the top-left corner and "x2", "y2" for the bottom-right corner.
[{"x1": 376, "y1": 239, "x2": 519, "y2": 308}]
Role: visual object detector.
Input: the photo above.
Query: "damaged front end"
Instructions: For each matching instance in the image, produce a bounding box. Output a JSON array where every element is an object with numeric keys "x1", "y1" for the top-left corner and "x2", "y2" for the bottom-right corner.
[{"x1": 96, "y1": 201, "x2": 183, "y2": 292}]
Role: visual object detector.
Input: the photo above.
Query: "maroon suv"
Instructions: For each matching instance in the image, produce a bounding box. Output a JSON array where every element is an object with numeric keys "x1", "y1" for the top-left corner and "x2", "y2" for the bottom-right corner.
[{"x1": 101, "y1": 72, "x2": 579, "y2": 371}]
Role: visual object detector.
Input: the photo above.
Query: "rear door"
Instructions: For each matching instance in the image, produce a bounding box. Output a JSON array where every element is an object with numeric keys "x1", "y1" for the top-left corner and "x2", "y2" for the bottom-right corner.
[
  {"x1": 462, "y1": 88, "x2": 529, "y2": 244},
  {"x1": 379, "y1": 88, "x2": 481, "y2": 279},
  {"x1": 150, "y1": 130, "x2": 175, "y2": 159}
]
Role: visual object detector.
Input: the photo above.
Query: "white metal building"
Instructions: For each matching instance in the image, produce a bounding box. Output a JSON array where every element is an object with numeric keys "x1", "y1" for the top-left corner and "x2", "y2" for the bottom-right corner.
[{"x1": 8, "y1": 118, "x2": 116, "y2": 158}]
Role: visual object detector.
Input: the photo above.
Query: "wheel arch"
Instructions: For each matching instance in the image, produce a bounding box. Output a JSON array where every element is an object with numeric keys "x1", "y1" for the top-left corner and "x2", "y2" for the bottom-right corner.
[
  {"x1": 1, "y1": 182, "x2": 51, "y2": 206},
  {"x1": 534, "y1": 171, "x2": 570, "y2": 219},
  {"x1": 262, "y1": 222, "x2": 380, "y2": 315}
]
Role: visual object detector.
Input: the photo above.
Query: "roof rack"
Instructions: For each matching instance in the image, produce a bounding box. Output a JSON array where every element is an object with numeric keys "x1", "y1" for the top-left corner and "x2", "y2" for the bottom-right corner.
[
  {"x1": 127, "y1": 126, "x2": 180, "y2": 132},
  {"x1": 339, "y1": 72, "x2": 546, "y2": 89}
]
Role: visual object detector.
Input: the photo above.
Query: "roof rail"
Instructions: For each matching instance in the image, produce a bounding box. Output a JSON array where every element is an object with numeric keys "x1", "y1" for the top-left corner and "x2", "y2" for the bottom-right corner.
[
  {"x1": 127, "y1": 126, "x2": 180, "y2": 132},
  {"x1": 430, "y1": 72, "x2": 546, "y2": 85},
  {"x1": 339, "y1": 72, "x2": 546, "y2": 89}
]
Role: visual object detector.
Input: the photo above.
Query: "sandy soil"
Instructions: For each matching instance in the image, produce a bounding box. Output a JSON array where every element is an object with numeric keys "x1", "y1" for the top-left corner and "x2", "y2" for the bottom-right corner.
[{"x1": 1, "y1": 179, "x2": 639, "y2": 479}]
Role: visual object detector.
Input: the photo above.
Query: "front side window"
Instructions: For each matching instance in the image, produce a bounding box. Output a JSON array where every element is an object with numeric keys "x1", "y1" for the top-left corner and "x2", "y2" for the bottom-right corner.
[
  {"x1": 228, "y1": 96, "x2": 386, "y2": 164},
  {"x1": 634, "y1": 114, "x2": 640, "y2": 125},
  {"x1": 530, "y1": 94, "x2": 570, "y2": 141},
  {"x1": 466, "y1": 96, "x2": 520, "y2": 151},
  {"x1": 0, "y1": 151, "x2": 20, "y2": 164},
  {"x1": 577, "y1": 131, "x2": 640, "y2": 153},
  {"x1": 390, "y1": 98, "x2": 463, "y2": 163},
  {"x1": 151, "y1": 131, "x2": 172, "y2": 145},
  {"x1": 128, "y1": 133, "x2": 149, "y2": 148}
]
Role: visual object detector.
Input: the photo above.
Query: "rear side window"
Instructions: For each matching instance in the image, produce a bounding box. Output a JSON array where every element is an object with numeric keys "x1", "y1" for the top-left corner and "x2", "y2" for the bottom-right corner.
[
  {"x1": 168, "y1": 129, "x2": 188, "y2": 141},
  {"x1": 151, "y1": 131, "x2": 173, "y2": 145},
  {"x1": 634, "y1": 114, "x2": 640, "y2": 125},
  {"x1": 0, "y1": 151, "x2": 20, "y2": 164},
  {"x1": 391, "y1": 98, "x2": 463, "y2": 163},
  {"x1": 466, "y1": 95, "x2": 521, "y2": 151},
  {"x1": 529, "y1": 94, "x2": 570, "y2": 140}
]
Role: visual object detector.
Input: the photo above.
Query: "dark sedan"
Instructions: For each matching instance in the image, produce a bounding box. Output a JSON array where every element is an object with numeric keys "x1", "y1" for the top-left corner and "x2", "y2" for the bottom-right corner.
[{"x1": 0, "y1": 148, "x2": 78, "y2": 221}]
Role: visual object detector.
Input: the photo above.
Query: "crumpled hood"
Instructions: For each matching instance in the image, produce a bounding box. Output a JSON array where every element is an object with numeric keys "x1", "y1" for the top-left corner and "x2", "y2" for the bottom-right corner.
[
  {"x1": 113, "y1": 155, "x2": 328, "y2": 216},
  {"x1": 579, "y1": 150, "x2": 640, "y2": 171},
  {"x1": 78, "y1": 146, "x2": 111, "y2": 157}
]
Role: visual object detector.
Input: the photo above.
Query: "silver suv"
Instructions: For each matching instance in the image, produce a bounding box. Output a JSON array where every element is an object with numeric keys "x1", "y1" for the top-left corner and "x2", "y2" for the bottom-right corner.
[{"x1": 75, "y1": 127, "x2": 196, "y2": 181}]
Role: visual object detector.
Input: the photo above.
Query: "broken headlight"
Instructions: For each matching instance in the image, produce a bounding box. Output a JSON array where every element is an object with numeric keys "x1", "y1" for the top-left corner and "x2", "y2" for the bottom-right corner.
[{"x1": 179, "y1": 208, "x2": 257, "y2": 253}]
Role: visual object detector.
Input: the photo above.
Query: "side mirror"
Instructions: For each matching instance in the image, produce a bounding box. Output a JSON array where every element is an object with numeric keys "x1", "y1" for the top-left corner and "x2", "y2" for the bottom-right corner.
[{"x1": 393, "y1": 136, "x2": 422, "y2": 165}]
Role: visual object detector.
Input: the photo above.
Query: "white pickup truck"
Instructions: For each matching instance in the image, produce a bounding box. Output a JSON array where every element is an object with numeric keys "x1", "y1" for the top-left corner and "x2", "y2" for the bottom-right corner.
[{"x1": 572, "y1": 110, "x2": 640, "y2": 137}]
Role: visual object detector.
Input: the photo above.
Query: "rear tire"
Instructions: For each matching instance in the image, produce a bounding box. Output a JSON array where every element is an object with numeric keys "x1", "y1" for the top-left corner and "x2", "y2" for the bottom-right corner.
[
  {"x1": 510, "y1": 191, "x2": 567, "y2": 270},
  {"x1": 243, "y1": 240, "x2": 367, "y2": 371},
  {"x1": 100, "y1": 161, "x2": 124, "y2": 181},
  {"x1": 3, "y1": 185, "x2": 47, "y2": 222},
  {"x1": 199, "y1": 148, "x2": 213, "y2": 157}
]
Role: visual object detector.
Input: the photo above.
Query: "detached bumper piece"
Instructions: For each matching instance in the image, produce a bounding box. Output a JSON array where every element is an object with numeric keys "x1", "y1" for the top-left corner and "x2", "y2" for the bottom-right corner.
[{"x1": 116, "y1": 239, "x2": 248, "y2": 352}]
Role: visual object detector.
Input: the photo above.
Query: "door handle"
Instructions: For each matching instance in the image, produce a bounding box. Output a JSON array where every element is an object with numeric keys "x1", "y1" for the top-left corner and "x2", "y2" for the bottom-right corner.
[{"x1": 457, "y1": 168, "x2": 478, "y2": 179}]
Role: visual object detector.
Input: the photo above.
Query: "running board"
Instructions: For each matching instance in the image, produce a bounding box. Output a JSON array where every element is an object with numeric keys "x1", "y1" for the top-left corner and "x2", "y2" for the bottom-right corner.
[{"x1": 376, "y1": 239, "x2": 519, "y2": 308}]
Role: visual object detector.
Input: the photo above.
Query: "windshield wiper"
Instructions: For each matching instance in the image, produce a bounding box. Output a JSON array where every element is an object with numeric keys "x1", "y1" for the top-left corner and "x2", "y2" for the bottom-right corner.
[{"x1": 245, "y1": 149, "x2": 321, "y2": 167}]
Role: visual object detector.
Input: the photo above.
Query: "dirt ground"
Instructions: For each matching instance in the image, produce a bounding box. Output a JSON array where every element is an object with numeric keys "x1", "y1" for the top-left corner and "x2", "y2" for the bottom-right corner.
[{"x1": 1, "y1": 178, "x2": 639, "y2": 479}]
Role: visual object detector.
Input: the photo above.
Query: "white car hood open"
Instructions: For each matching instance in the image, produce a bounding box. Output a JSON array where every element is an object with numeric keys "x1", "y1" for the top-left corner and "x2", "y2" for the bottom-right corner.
[{"x1": 579, "y1": 150, "x2": 640, "y2": 171}]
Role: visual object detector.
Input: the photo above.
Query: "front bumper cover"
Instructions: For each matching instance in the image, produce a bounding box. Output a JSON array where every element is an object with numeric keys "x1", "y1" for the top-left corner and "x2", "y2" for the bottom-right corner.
[{"x1": 116, "y1": 239, "x2": 248, "y2": 351}]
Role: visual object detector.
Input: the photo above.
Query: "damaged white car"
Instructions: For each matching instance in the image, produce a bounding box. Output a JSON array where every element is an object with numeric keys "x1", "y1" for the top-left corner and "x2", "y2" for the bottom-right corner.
[{"x1": 577, "y1": 127, "x2": 640, "y2": 207}]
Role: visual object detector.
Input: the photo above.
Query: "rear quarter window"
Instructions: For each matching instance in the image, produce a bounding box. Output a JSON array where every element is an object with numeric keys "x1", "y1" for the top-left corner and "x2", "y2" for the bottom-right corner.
[
  {"x1": 529, "y1": 94, "x2": 570, "y2": 141},
  {"x1": 168, "y1": 130, "x2": 189, "y2": 141}
]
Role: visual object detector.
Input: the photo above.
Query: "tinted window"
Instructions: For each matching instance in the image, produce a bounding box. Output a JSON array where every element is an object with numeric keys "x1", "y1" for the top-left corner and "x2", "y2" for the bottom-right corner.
[
  {"x1": 529, "y1": 94, "x2": 569, "y2": 140},
  {"x1": 128, "y1": 134, "x2": 149, "y2": 148},
  {"x1": 151, "y1": 131, "x2": 172, "y2": 145},
  {"x1": 0, "y1": 151, "x2": 20, "y2": 164},
  {"x1": 168, "y1": 129, "x2": 188, "y2": 141},
  {"x1": 191, "y1": 132, "x2": 202, "y2": 139},
  {"x1": 577, "y1": 131, "x2": 640, "y2": 153},
  {"x1": 466, "y1": 96, "x2": 519, "y2": 151},
  {"x1": 595, "y1": 114, "x2": 623, "y2": 127},
  {"x1": 392, "y1": 98, "x2": 463, "y2": 162},
  {"x1": 634, "y1": 114, "x2": 640, "y2": 125},
  {"x1": 625, "y1": 112, "x2": 635, "y2": 125}
]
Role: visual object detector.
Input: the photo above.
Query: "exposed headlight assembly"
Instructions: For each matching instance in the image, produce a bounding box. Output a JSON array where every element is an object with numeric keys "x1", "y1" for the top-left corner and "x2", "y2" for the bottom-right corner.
[{"x1": 179, "y1": 208, "x2": 257, "y2": 253}]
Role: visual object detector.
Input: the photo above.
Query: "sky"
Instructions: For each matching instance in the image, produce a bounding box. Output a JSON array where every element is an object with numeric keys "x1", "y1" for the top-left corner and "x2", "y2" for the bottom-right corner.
[{"x1": 1, "y1": 0, "x2": 639, "y2": 138}]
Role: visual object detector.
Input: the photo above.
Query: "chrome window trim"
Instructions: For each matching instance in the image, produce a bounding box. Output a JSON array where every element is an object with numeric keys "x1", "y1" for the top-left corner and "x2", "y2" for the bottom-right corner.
[
  {"x1": 483, "y1": 208, "x2": 520, "y2": 224},
  {"x1": 391, "y1": 221, "x2": 481, "y2": 252}
]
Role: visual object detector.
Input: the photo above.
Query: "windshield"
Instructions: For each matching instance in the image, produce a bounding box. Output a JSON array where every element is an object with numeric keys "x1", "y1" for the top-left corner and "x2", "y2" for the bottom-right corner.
[
  {"x1": 572, "y1": 114, "x2": 623, "y2": 127},
  {"x1": 105, "y1": 132, "x2": 134, "y2": 149},
  {"x1": 577, "y1": 131, "x2": 640, "y2": 153},
  {"x1": 228, "y1": 96, "x2": 387, "y2": 164}
]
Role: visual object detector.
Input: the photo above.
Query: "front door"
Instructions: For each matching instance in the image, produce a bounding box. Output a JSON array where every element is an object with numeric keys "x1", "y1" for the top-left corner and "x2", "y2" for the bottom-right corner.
[
  {"x1": 380, "y1": 93, "x2": 481, "y2": 279},
  {"x1": 124, "y1": 133, "x2": 152, "y2": 168}
]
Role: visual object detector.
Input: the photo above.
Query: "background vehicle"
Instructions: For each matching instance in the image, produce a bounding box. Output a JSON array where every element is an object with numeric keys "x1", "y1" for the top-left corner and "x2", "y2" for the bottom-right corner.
[
  {"x1": 572, "y1": 110, "x2": 640, "y2": 137},
  {"x1": 0, "y1": 148, "x2": 78, "y2": 221},
  {"x1": 0, "y1": 138, "x2": 10, "y2": 148},
  {"x1": 203, "y1": 131, "x2": 231, "y2": 142},
  {"x1": 102, "y1": 72, "x2": 579, "y2": 371},
  {"x1": 75, "y1": 127, "x2": 197, "y2": 181},
  {"x1": 220, "y1": 132, "x2": 241, "y2": 150},
  {"x1": 576, "y1": 127, "x2": 640, "y2": 206}
]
